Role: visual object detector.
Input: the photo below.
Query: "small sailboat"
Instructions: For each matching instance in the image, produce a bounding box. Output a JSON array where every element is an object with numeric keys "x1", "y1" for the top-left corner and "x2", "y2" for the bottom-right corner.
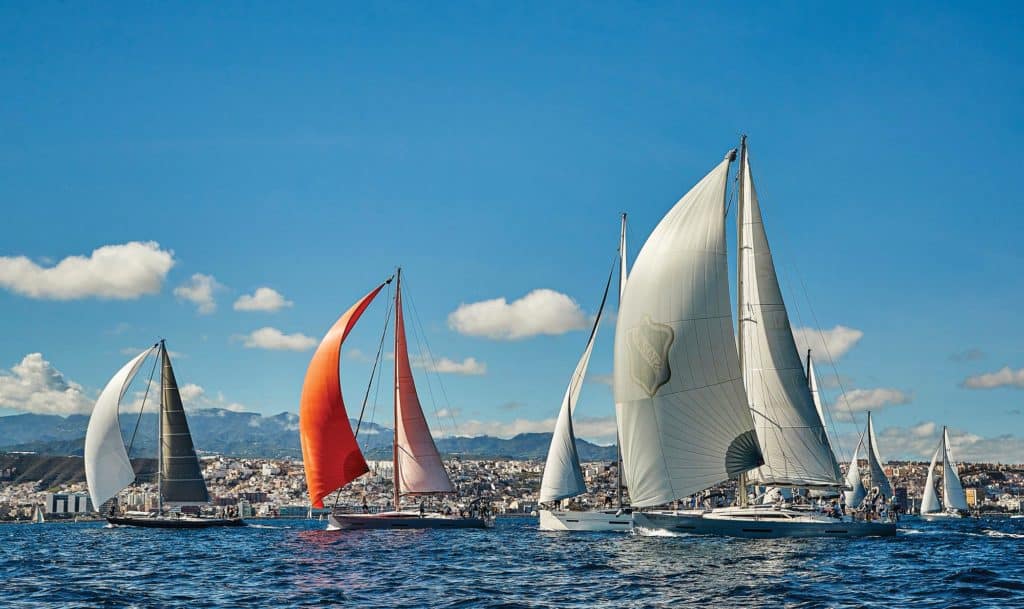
[
  {"x1": 32, "y1": 506, "x2": 45, "y2": 524},
  {"x1": 301, "y1": 269, "x2": 491, "y2": 530},
  {"x1": 618, "y1": 138, "x2": 894, "y2": 537},
  {"x1": 538, "y1": 214, "x2": 632, "y2": 532},
  {"x1": 920, "y1": 426, "x2": 968, "y2": 519},
  {"x1": 85, "y1": 341, "x2": 244, "y2": 528}
]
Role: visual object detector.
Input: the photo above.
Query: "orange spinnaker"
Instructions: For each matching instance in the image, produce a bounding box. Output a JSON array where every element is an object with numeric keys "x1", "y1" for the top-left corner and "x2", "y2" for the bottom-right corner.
[{"x1": 300, "y1": 283, "x2": 386, "y2": 508}]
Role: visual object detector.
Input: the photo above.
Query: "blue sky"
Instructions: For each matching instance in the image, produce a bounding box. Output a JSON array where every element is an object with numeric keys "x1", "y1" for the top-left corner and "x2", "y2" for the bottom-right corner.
[{"x1": 1, "y1": 3, "x2": 1021, "y2": 461}]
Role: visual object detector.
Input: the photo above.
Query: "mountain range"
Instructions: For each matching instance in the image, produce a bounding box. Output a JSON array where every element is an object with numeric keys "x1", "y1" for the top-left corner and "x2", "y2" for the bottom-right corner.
[{"x1": 0, "y1": 409, "x2": 617, "y2": 461}]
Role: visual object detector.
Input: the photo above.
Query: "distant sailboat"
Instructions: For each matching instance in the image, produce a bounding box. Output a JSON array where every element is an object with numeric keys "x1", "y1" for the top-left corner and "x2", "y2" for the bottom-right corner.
[
  {"x1": 84, "y1": 341, "x2": 244, "y2": 528},
  {"x1": 300, "y1": 269, "x2": 491, "y2": 530},
  {"x1": 920, "y1": 426, "x2": 968, "y2": 518},
  {"x1": 620, "y1": 138, "x2": 894, "y2": 537},
  {"x1": 538, "y1": 214, "x2": 632, "y2": 532},
  {"x1": 32, "y1": 505, "x2": 45, "y2": 524}
]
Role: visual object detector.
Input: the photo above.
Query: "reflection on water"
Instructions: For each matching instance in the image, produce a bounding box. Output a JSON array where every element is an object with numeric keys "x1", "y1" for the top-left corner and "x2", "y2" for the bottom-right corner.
[{"x1": 1, "y1": 516, "x2": 1023, "y2": 607}]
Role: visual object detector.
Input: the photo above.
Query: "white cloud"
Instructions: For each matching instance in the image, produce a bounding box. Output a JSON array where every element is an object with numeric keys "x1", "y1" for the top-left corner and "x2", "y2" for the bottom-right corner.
[
  {"x1": 792, "y1": 325, "x2": 864, "y2": 362},
  {"x1": 414, "y1": 356, "x2": 487, "y2": 376},
  {"x1": 239, "y1": 327, "x2": 317, "y2": 351},
  {"x1": 587, "y1": 373, "x2": 614, "y2": 387},
  {"x1": 174, "y1": 273, "x2": 222, "y2": 314},
  {"x1": 178, "y1": 383, "x2": 205, "y2": 403},
  {"x1": 833, "y1": 387, "x2": 912, "y2": 421},
  {"x1": 0, "y1": 354, "x2": 93, "y2": 415},
  {"x1": 233, "y1": 287, "x2": 293, "y2": 312},
  {"x1": 962, "y1": 366, "x2": 1024, "y2": 390},
  {"x1": 436, "y1": 407, "x2": 462, "y2": 419},
  {"x1": 439, "y1": 415, "x2": 617, "y2": 445},
  {"x1": 448, "y1": 289, "x2": 590, "y2": 340},
  {"x1": 0, "y1": 241, "x2": 174, "y2": 300}
]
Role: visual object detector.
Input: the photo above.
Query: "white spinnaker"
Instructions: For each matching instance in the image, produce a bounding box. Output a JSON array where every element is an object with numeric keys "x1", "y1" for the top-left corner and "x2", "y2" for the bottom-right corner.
[
  {"x1": 738, "y1": 146, "x2": 840, "y2": 488},
  {"x1": 613, "y1": 153, "x2": 763, "y2": 508},
  {"x1": 844, "y1": 441, "x2": 867, "y2": 508},
  {"x1": 920, "y1": 441, "x2": 942, "y2": 514},
  {"x1": 941, "y1": 427, "x2": 968, "y2": 511},
  {"x1": 84, "y1": 347, "x2": 154, "y2": 510},
  {"x1": 866, "y1": 412, "x2": 893, "y2": 497}
]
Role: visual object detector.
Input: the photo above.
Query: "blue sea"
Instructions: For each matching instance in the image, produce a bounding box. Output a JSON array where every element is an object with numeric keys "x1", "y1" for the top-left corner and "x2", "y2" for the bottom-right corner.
[{"x1": 2, "y1": 516, "x2": 1022, "y2": 608}]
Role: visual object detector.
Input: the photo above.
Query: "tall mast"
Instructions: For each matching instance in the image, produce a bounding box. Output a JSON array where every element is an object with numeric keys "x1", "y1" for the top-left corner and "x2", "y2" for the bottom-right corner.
[
  {"x1": 866, "y1": 411, "x2": 874, "y2": 490},
  {"x1": 157, "y1": 340, "x2": 164, "y2": 515},
  {"x1": 735, "y1": 135, "x2": 750, "y2": 508},
  {"x1": 616, "y1": 212, "x2": 627, "y2": 509},
  {"x1": 393, "y1": 268, "x2": 402, "y2": 512}
]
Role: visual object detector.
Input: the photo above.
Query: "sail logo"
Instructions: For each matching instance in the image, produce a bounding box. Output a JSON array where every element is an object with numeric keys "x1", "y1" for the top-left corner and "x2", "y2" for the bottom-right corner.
[{"x1": 627, "y1": 316, "x2": 674, "y2": 397}]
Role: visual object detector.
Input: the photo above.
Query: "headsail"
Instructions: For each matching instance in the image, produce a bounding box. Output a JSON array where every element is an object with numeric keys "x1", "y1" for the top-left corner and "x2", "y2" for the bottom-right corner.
[
  {"x1": 920, "y1": 440, "x2": 942, "y2": 514},
  {"x1": 614, "y1": 152, "x2": 763, "y2": 508},
  {"x1": 84, "y1": 346, "x2": 154, "y2": 510},
  {"x1": 159, "y1": 346, "x2": 210, "y2": 504},
  {"x1": 539, "y1": 265, "x2": 614, "y2": 503},
  {"x1": 300, "y1": 283, "x2": 388, "y2": 508},
  {"x1": 808, "y1": 353, "x2": 843, "y2": 481},
  {"x1": 394, "y1": 275, "x2": 454, "y2": 495},
  {"x1": 865, "y1": 412, "x2": 892, "y2": 497},
  {"x1": 844, "y1": 441, "x2": 867, "y2": 508},
  {"x1": 737, "y1": 140, "x2": 841, "y2": 488},
  {"x1": 941, "y1": 427, "x2": 968, "y2": 512}
]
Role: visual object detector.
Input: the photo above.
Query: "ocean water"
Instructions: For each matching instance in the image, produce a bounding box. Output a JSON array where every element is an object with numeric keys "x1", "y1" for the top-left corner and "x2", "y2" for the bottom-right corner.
[{"x1": 2, "y1": 516, "x2": 1023, "y2": 608}]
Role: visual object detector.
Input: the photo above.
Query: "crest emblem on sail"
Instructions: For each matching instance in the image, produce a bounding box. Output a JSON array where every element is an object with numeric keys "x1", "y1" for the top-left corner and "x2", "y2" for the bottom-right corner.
[{"x1": 627, "y1": 316, "x2": 674, "y2": 397}]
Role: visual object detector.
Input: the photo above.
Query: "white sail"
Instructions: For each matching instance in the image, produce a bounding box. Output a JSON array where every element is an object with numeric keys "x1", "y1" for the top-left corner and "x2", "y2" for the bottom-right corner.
[
  {"x1": 613, "y1": 152, "x2": 763, "y2": 508},
  {"x1": 737, "y1": 142, "x2": 841, "y2": 488},
  {"x1": 808, "y1": 355, "x2": 843, "y2": 481},
  {"x1": 844, "y1": 441, "x2": 867, "y2": 508},
  {"x1": 941, "y1": 427, "x2": 968, "y2": 512},
  {"x1": 920, "y1": 441, "x2": 942, "y2": 514},
  {"x1": 84, "y1": 347, "x2": 154, "y2": 511},
  {"x1": 865, "y1": 412, "x2": 892, "y2": 497},
  {"x1": 33, "y1": 506, "x2": 45, "y2": 524}
]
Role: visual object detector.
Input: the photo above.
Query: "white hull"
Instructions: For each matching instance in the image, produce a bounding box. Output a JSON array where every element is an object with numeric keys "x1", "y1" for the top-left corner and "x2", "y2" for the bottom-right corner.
[
  {"x1": 921, "y1": 511, "x2": 963, "y2": 520},
  {"x1": 634, "y1": 507, "x2": 896, "y2": 538},
  {"x1": 538, "y1": 509, "x2": 632, "y2": 532}
]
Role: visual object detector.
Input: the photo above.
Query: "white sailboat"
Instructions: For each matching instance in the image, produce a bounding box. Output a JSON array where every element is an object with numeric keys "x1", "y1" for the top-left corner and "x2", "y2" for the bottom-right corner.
[
  {"x1": 539, "y1": 214, "x2": 632, "y2": 532},
  {"x1": 920, "y1": 426, "x2": 969, "y2": 519},
  {"x1": 32, "y1": 505, "x2": 45, "y2": 524},
  {"x1": 620, "y1": 138, "x2": 894, "y2": 537}
]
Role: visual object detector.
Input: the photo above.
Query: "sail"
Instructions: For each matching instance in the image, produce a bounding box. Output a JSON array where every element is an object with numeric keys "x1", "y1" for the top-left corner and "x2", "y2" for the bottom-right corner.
[
  {"x1": 920, "y1": 441, "x2": 942, "y2": 514},
  {"x1": 394, "y1": 279, "x2": 454, "y2": 495},
  {"x1": 613, "y1": 152, "x2": 763, "y2": 508},
  {"x1": 844, "y1": 442, "x2": 867, "y2": 508},
  {"x1": 808, "y1": 354, "x2": 843, "y2": 481},
  {"x1": 539, "y1": 266, "x2": 614, "y2": 503},
  {"x1": 941, "y1": 427, "x2": 968, "y2": 512},
  {"x1": 85, "y1": 347, "x2": 154, "y2": 511},
  {"x1": 300, "y1": 283, "x2": 387, "y2": 508},
  {"x1": 159, "y1": 346, "x2": 210, "y2": 504},
  {"x1": 865, "y1": 412, "x2": 893, "y2": 497},
  {"x1": 738, "y1": 142, "x2": 841, "y2": 488}
]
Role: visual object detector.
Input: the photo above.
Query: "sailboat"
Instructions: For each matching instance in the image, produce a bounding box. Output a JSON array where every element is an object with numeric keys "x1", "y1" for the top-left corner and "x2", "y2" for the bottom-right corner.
[
  {"x1": 618, "y1": 137, "x2": 895, "y2": 537},
  {"x1": 84, "y1": 341, "x2": 244, "y2": 528},
  {"x1": 538, "y1": 214, "x2": 632, "y2": 532},
  {"x1": 920, "y1": 426, "x2": 969, "y2": 518},
  {"x1": 32, "y1": 505, "x2": 45, "y2": 524},
  {"x1": 300, "y1": 269, "x2": 491, "y2": 530}
]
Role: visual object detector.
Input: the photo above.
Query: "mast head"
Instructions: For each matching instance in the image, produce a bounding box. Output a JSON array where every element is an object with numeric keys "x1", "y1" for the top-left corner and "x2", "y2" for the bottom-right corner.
[{"x1": 725, "y1": 148, "x2": 737, "y2": 162}]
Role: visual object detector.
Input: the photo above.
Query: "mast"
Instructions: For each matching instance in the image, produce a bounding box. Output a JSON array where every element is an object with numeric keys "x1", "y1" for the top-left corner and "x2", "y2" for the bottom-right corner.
[
  {"x1": 393, "y1": 268, "x2": 402, "y2": 512},
  {"x1": 616, "y1": 212, "x2": 626, "y2": 509},
  {"x1": 866, "y1": 411, "x2": 874, "y2": 491},
  {"x1": 806, "y1": 349, "x2": 813, "y2": 386},
  {"x1": 736, "y1": 135, "x2": 750, "y2": 508},
  {"x1": 157, "y1": 340, "x2": 164, "y2": 515}
]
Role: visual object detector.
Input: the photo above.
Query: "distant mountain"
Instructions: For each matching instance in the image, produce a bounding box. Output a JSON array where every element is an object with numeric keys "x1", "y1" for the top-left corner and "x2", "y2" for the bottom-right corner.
[{"x1": 0, "y1": 410, "x2": 616, "y2": 461}]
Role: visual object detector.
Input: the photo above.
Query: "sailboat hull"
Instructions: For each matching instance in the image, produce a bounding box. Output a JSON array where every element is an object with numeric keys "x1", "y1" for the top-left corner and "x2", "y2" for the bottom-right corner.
[
  {"x1": 920, "y1": 511, "x2": 963, "y2": 520},
  {"x1": 328, "y1": 512, "x2": 490, "y2": 530},
  {"x1": 634, "y1": 508, "x2": 897, "y2": 538},
  {"x1": 107, "y1": 516, "x2": 245, "y2": 529},
  {"x1": 538, "y1": 509, "x2": 632, "y2": 532}
]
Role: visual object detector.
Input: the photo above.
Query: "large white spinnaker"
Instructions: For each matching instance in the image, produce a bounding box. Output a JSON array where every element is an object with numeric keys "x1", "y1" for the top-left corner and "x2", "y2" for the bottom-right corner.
[
  {"x1": 614, "y1": 151, "x2": 763, "y2": 508},
  {"x1": 85, "y1": 347, "x2": 155, "y2": 511},
  {"x1": 844, "y1": 441, "x2": 868, "y2": 508},
  {"x1": 920, "y1": 441, "x2": 942, "y2": 514},
  {"x1": 737, "y1": 141, "x2": 841, "y2": 488},
  {"x1": 941, "y1": 427, "x2": 968, "y2": 512}
]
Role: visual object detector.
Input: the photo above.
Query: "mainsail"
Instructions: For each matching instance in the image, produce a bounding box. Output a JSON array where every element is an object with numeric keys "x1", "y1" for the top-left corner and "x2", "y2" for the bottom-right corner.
[
  {"x1": 920, "y1": 441, "x2": 942, "y2": 514},
  {"x1": 539, "y1": 265, "x2": 614, "y2": 503},
  {"x1": 84, "y1": 346, "x2": 154, "y2": 510},
  {"x1": 159, "y1": 347, "x2": 209, "y2": 504},
  {"x1": 614, "y1": 151, "x2": 763, "y2": 508},
  {"x1": 941, "y1": 427, "x2": 968, "y2": 512},
  {"x1": 300, "y1": 283, "x2": 388, "y2": 508},
  {"x1": 844, "y1": 441, "x2": 867, "y2": 508},
  {"x1": 737, "y1": 140, "x2": 841, "y2": 488},
  {"x1": 865, "y1": 412, "x2": 892, "y2": 497},
  {"x1": 394, "y1": 273, "x2": 454, "y2": 495}
]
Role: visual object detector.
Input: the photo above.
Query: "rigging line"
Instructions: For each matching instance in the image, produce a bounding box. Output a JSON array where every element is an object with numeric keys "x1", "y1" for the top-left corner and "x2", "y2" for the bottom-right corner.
[
  {"x1": 126, "y1": 347, "x2": 160, "y2": 461},
  {"x1": 401, "y1": 275, "x2": 459, "y2": 437},
  {"x1": 354, "y1": 287, "x2": 394, "y2": 440}
]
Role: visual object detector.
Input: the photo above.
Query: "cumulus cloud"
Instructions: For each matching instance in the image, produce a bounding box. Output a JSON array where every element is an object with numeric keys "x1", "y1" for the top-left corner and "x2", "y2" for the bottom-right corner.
[
  {"x1": 832, "y1": 387, "x2": 912, "y2": 421},
  {"x1": 0, "y1": 241, "x2": 174, "y2": 300},
  {"x1": 174, "y1": 273, "x2": 222, "y2": 314},
  {"x1": 448, "y1": 289, "x2": 590, "y2": 340},
  {"x1": 792, "y1": 325, "x2": 864, "y2": 362},
  {"x1": 239, "y1": 327, "x2": 317, "y2": 351},
  {"x1": 0, "y1": 354, "x2": 93, "y2": 415},
  {"x1": 414, "y1": 356, "x2": 487, "y2": 375},
  {"x1": 233, "y1": 287, "x2": 293, "y2": 312},
  {"x1": 123, "y1": 380, "x2": 248, "y2": 413},
  {"x1": 436, "y1": 407, "x2": 463, "y2": 419},
  {"x1": 438, "y1": 415, "x2": 618, "y2": 444},
  {"x1": 962, "y1": 367, "x2": 1024, "y2": 390}
]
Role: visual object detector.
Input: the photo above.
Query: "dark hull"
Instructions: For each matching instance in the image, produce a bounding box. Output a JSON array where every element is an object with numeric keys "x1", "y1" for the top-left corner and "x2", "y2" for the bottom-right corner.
[
  {"x1": 328, "y1": 513, "x2": 490, "y2": 530},
  {"x1": 107, "y1": 516, "x2": 245, "y2": 529}
]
